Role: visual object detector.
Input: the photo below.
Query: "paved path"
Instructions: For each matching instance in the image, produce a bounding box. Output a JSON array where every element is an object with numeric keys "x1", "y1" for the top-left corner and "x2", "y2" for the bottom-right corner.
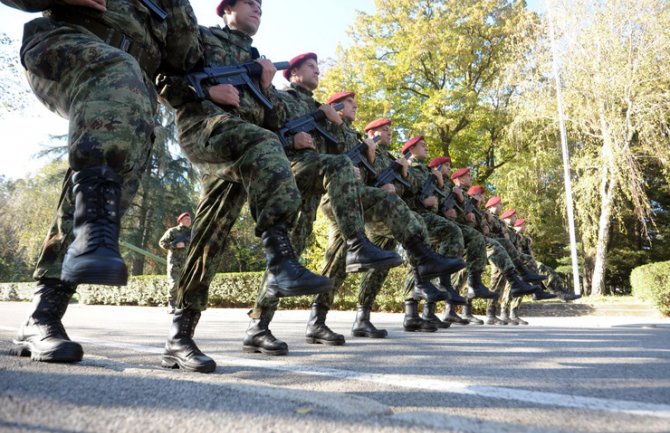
[{"x1": 1, "y1": 302, "x2": 669, "y2": 433}]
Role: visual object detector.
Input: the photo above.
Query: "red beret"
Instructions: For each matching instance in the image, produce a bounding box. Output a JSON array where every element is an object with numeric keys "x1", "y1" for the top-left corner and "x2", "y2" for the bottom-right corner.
[
  {"x1": 326, "y1": 91, "x2": 355, "y2": 105},
  {"x1": 428, "y1": 156, "x2": 451, "y2": 168},
  {"x1": 177, "y1": 212, "x2": 191, "y2": 223},
  {"x1": 364, "y1": 118, "x2": 392, "y2": 132},
  {"x1": 501, "y1": 209, "x2": 517, "y2": 219},
  {"x1": 450, "y1": 167, "x2": 470, "y2": 180},
  {"x1": 485, "y1": 196, "x2": 501, "y2": 208},
  {"x1": 283, "y1": 52, "x2": 318, "y2": 80},
  {"x1": 217, "y1": 0, "x2": 262, "y2": 17},
  {"x1": 401, "y1": 135, "x2": 425, "y2": 154},
  {"x1": 514, "y1": 218, "x2": 526, "y2": 227},
  {"x1": 468, "y1": 185, "x2": 485, "y2": 196}
]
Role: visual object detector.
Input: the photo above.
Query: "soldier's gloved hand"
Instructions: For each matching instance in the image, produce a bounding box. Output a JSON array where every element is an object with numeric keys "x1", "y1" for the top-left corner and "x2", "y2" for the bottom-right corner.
[
  {"x1": 395, "y1": 158, "x2": 409, "y2": 178},
  {"x1": 293, "y1": 132, "x2": 315, "y2": 150},
  {"x1": 255, "y1": 58, "x2": 277, "y2": 91},
  {"x1": 66, "y1": 0, "x2": 106, "y2": 12},
  {"x1": 208, "y1": 84, "x2": 240, "y2": 108},
  {"x1": 423, "y1": 195, "x2": 438, "y2": 209},
  {"x1": 444, "y1": 208, "x2": 457, "y2": 219},
  {"x1": 363, "y1": 138, "x2": 377, "y2": 163},
  {"x1": 382, "y1": 183, "x2": 397, "y2": 195},
  {"x1": 319, "y1": 104, "x2": 343, "y2": 125},
  {"x1": 175, "y1": 242, "x2": 186, "y2": 249}
]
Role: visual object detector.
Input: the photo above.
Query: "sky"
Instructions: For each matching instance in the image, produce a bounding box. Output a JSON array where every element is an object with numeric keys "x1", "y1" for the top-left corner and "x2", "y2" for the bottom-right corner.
[
  {"x1": 0, "y1": 0, "x2": 376, "y2": 179},
  {"x1": 0, "y1": 0, "x2": 544, "y2": 180}
]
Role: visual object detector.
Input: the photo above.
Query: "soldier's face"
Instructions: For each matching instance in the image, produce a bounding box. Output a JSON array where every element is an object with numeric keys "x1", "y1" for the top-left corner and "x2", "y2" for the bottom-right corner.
[
  {"x1": 371, "y1": 124, "x2": 391, "y2": 145},
  {"x1": 410, "y1": 140, "x2": 428, "y2": 161},
  {"x1": 225, "y1": 0, "x2": 262, "y2": 36},
  {"x1": 340, "y1": 97, "x2": 357, "y2": 121},
  {"x1": 291, "y1": 59, "x2": 320, "y2": 91},
  {"x1": 180, "y1": 216, "x2": 192, "y2": 227},
  {"x1": 460, "y1": 172, "x2": 472, "y2": 187}
]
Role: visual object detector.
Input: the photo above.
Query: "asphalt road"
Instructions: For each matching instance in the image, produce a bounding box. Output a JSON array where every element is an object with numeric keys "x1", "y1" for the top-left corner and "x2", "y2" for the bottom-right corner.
[{"x1": 1, "y1": 302, "x2": 669, "y2": 433}]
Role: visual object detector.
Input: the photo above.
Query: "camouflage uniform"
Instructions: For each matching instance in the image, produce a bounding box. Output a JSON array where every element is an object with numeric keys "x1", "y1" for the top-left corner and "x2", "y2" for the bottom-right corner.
[
  {"x1": 316, "y1": 120, "x2": 429, "y2": 307},
  {"x1": 4, "y1": 0, "x2": 202, "y2": 282},
  {"x1": 489, "y1": 220, "x2": 535, "y2": 309},
  {"x1": 158, "y1": 25, "x2": 301, "y2": 311},
  {"x1": 159, "y1": 224, "x2": 191, "y2": 307},
  {"x1": 249, "y1": 85, "x2": 369, "y2": 319}
]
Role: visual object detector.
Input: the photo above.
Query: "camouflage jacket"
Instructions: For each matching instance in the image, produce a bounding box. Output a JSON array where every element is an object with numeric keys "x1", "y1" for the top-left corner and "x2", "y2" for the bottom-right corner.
[
  {"x1": 159, "y1": 224, "x2": 191, "y2": 264},
  {"x1": 368, "y1": 143, "x2": 418, "y2": 198},
  {"x1": 486, "y1": 211, "x2": 509, "y2": 240},
  {"x1": 158, "y1": 24, "x2": 287, "y2": 127},
  {"x1": 454, "y1": 184, "x2": 489, "y2": 232},
  {"x1": 407, "y1": 158, "x2": 442, "y2": 215},
  {"x1": 335, "y1": 120, "x2": 376, "y2": 184},
  {"x1": 4, "y1": 0, "x2": 201, "y2": 78},
  {"x1": 517, "y1": 233, "x2": 533, "y2": 256},
  {"x1": 277, "y1": 83, "x2": 347, "y2": 155}
]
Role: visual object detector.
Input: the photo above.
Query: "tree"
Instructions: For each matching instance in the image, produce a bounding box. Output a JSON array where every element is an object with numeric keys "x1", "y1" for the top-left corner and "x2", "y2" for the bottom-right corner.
[{"x1": 0, "y1": 32, "x2": 33, "y2": 116}]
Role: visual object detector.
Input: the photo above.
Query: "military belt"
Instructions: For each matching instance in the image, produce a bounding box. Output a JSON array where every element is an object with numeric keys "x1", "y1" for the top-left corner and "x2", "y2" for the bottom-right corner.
[{"x1": 51, "y1": 12, "x2": 159, "y2": 77}]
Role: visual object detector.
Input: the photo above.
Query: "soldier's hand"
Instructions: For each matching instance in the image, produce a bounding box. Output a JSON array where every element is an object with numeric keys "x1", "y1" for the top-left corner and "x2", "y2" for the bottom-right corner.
[
  {"x1": 444, "y1": 208, "x2": 457, "y2": 219},
  {"x1": 319, "y1": 104, "x2": 343, "y2": 125},
  {"x1": 466, "y1": 212, "x2": 476, "y2": 223},
  {"x1": 65, "y1": 0, "x2": 106, "y2": 11},
  {"x1": 353, "y1": 167, "x2": 361, "y2": 180},
  {"x1": 453, "y1": 186, "x2": 464, "y2": 202},
  {"x1": 431, "y1": 168, "x2": 444, "y2": 187},
  {"x1": 381, "y1": 183, "x2": 397, "y2": 194},
  {"x1": 208, "y1": 84, "x2": 240, "y2": 107},
  {"x1": 423, "y1": 196, "x2": 438, "y2": 209},
  {"x1": 363, "y1": 138, "x2": 377, "y2": 163},
  {"x1": 293, "y1": 132, "x2": 315, "y2": 150},
  {"x1": 482, "y1": 224, "x2": 491, "y2": 235},
  {"x1": 255, "y1": 58, "x2": 276, "y2": 91},
  {"x1": 175, "y1": 242, "x2": 186, "y2": 249},
  {"x1": 395, "y1": 158, "x2": 409, "y2": 178}
]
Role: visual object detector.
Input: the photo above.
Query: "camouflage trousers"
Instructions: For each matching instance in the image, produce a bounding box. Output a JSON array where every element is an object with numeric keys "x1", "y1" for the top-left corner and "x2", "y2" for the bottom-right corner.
[
  {"x1": 28, "y1": 32, "x2": 159, "y2": 281},
  {"x1": 537, "y1": 262, "x2": 571, "y2": 295},
  {"x1": 451, "y1": 223, "x2": 488, "y2": 294},
  {"x1": 488, "y1": 250, "x2": 536, "y2": 310},
  {"x1": 249, "y1": 152, "x2": 367, "y2": 320},
  {"x1": 454, "y1": 236, "x2": 515, "y2": 294},
  {"x1": 167, "y1": 264, "x2": 183, "y2": 307},
  {"x1": 403, "y1": 212, "x2": 464, "y2": 298},
  {"x1": 315, "y1": 187, "x2": 426, "y2": 308}
]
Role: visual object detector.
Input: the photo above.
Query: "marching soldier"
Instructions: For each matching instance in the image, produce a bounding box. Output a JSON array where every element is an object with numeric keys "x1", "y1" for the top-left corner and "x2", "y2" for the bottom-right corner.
[
  {"x1": 159, "y1": 212, "x2": 192, "y2": 314},
  {"x1": 5, "y1": 0, "x2": 202, "y2": 364}
]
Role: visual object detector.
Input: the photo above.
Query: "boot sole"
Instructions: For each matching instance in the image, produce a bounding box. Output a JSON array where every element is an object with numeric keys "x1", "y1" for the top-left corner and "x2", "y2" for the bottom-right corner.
[
  {"x1": 305, "y1": 337, "x2": 345, "y2": 346},
  {"x1": 345, "y1": 256, "x2": 404, "y2": 273},
  {"x1": 160, "y1": 355, "x2": 216, "y2": 373},
  {"x1": 444, "y1": 319, "x2": 470, "y2": 325},
  {"x1": 351, "y1": 330, "x2": 387, "y2": 338},
  {"x1": 403, "y1": 327, "x2": 438, "y2": 333},
  {"x1": 242, "y1": 345, "x2": 288, "y2": 356},
  {"x1": 11, "y1": 340, "x2": 83, "y2": 363}
]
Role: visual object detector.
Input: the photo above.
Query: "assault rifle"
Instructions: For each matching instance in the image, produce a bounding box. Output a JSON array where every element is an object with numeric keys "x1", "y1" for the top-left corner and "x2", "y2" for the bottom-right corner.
[
  {"x1": 344, "y1": 135, "x2": 380, "y2": 178},
  {"x1": 373, "y1": 152, "x2": 412, "y2": 189},
  {"x1": 140, "y1": 0, "x2": 168, "y2": 20},
  {"x1": 277, "y1": 102, "x2": 344, "y2": 150},
  {"x1": 170, "y1": 232, "x2": 191, "y2": 248},
  {"x1": 418, "y1": 172, "x2": 446, "y2": 210},
  {"x1": 187, "y1": 61, "x2": 290, "y2": 110},
  {"x1": 440, "y1": 190, "x2": 457, "y2": 214}
]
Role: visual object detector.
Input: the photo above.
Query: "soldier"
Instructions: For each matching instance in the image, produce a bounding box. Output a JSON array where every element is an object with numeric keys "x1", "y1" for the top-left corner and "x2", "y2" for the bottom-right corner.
[
  {"x1": 316, "y1": 92, "x2": 465, "y2": 338},
  {"x1": 159, "y1": 212, "x2": 192, "y2": 314},
  {"x1": 450, "y1": 169, "x2": 539, "y2": 325},
  {"x1": 358, "y1": 121, "x2": 466, "y2": 333},
  {"x1": 401, "y1": 136, "x2": 494, "y2": 330},
  {"x1": 513, "y1": 219, "x2": 581, "y2": 302},
  {"x1": 4, "y1": 0, "x2": 202, "y2": 364},
  {"x1": 157, "y1": 0, "x2": 333, "y2": 372}
]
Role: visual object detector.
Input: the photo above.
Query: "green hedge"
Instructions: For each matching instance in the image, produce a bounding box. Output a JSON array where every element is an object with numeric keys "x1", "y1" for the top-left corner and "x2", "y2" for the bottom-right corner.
[{"x1": 630, "y1": 261, "x2": 670, "y2": 316}]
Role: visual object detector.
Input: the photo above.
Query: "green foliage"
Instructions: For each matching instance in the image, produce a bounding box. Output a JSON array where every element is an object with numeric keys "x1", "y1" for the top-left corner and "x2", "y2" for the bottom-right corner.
[{"x1": 630, "y1": 261, "x2": 670, "y2": 316}]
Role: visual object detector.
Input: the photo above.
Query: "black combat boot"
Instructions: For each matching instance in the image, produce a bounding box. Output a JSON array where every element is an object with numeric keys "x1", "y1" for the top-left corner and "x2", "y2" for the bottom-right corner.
[
  {"x1": 466, "y1": 272, "x2": 499, "y2": 300},
  {"x1": 345, "y1": 233, "x2": 403, "y2": 272},
  {"x1": 403, "y1": 235, "x2": 465, "y2": 280},
  {"x1": 412, "y1": 273, "x2": 448, "y2": 302},
  {"x1": 516, "y1": 263, "x2": 547, "y2": 283},
  {"x1": 436, "y1": 275, "x2": 467, "y2": 305},
  {"x1": 351, "y1": 306, "x2": 387, "y2": 338},
  {"x1": 162, "y1": 309, "x2": 216, "y2": 373},
  {"x1": 243, "y1": 315, "x2": 288, "y2": 356},
  {"x1": 504, "y1": 268, "x2": 540, "y2": 298},
  {"x1": 509, "y1": 306, "x2": 529, "y2": 325},
  {"x1": 557, "y1": 292, "x2": 582, "y2": 302},
  {"x1": 11, "y1": 278, "x2": 83, "y2": 363},
  {"x1": 403, "y1": 300, "x2": 437, "y2": 332},
  {"x1": 441, "y1": 302, "x2": 469, "y2": 325},
  {"x1": 61, "y1": 166, "x2": 128, "y2": 286},
  {"x1": 462, "y1": 301, "x2": 484, "y2": 325},
  {"x1": 422, "y1": 302, "x2": 451, "y2": 329},
  {"x1": 532, "y1": 288, "x2": 558, "y2": 301},
  {"x1": 485, "y1": 304, "x2": 508, "y2": 325},
  {"x1": 262, "y1": 224, "x2": 331, "y2": 298},
  {"x1": 305, "y1": 303, "x2": 345, "y2": 345}
]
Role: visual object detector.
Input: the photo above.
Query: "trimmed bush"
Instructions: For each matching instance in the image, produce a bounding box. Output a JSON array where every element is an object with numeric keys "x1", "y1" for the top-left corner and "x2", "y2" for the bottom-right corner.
[{"x1": 630, "y1": 261, "x2": 670, "y2": 316}]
